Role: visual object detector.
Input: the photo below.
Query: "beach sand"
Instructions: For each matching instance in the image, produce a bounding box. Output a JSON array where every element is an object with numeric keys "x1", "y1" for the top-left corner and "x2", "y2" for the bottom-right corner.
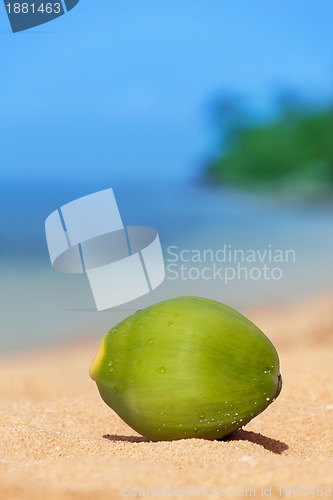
[{"x1": 0, "y1": 295, "x2": 332, "y2": 499}]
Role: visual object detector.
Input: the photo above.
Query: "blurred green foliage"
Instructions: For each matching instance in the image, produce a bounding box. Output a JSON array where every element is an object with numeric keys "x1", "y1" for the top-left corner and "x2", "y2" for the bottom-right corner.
[{"x1": 207, "y1": 99, "x2": 333, "y2": 198}]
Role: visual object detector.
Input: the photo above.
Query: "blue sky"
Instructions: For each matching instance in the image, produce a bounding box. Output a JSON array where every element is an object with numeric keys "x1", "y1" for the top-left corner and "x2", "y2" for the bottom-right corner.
[{"x1": 1, "y1": 0, "x2": 333, "y2": 184}]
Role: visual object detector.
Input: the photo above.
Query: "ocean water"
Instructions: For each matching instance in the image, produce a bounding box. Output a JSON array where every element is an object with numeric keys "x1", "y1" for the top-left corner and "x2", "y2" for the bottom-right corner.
[{"x1": 1, "y1": 179, "x2": 333, "y2": 353}]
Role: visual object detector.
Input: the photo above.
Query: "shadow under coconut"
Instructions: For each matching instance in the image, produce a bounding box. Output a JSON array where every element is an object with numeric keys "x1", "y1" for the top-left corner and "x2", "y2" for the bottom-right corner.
[
  {"x1": 103, "y1": 431, "x2": 288, "y2": 454},
  {"x1": 224, "y1": 429, "x2": 289, "y2": 454},
  {"x1": 103, "y1": 434, "x2": 150, "y2": 443}
]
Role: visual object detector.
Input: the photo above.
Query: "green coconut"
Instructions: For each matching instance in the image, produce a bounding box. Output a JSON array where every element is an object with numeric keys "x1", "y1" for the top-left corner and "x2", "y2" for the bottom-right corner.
[{"x1": 90, "y1": 296, "x2": 282, "y2": 441}]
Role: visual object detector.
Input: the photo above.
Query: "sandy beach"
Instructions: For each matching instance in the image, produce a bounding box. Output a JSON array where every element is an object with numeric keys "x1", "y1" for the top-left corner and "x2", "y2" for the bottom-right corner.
[{"x1": 0, "y1": 295, "x2": 332, "y2": 499}]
